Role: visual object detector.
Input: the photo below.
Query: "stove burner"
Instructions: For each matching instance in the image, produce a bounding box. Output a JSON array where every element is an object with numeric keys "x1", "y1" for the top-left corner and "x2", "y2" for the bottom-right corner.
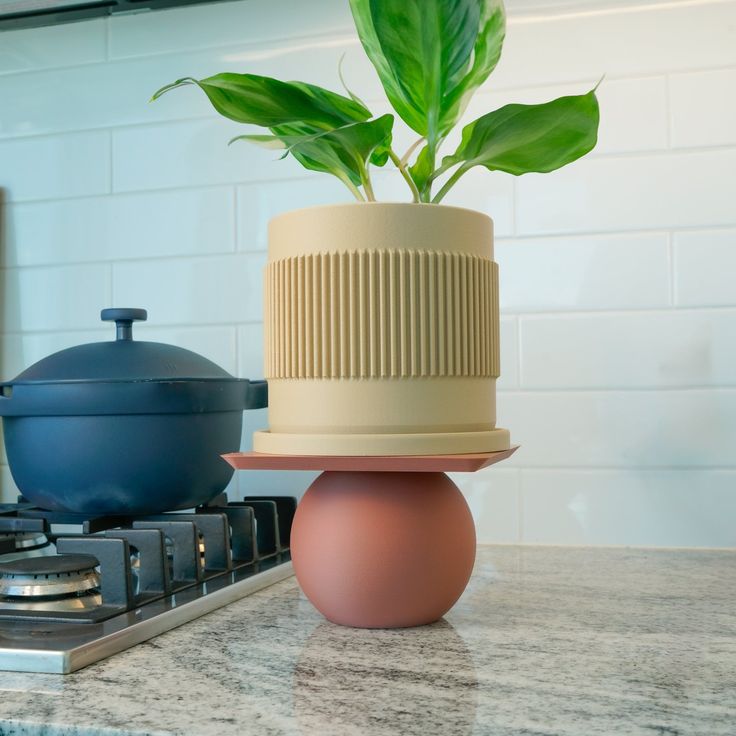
[
  {"x1": 9, "y1": 532, "x2": 48, "y2": 551},
  {"x1": 0, "y1": 531, "x2": 53, "y2": 557},
  {"x1": 0, "y1": 496, "x2": 296, "y2": 673},
  {"x1": 0, "y1": 510, "x2": 54, "y2": 562},
  {"x1": 0, "y1": 554, "x2": 100, "y2": 599}
]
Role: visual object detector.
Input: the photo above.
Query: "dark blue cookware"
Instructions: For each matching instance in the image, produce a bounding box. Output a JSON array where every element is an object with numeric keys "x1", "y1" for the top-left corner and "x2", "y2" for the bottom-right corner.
[{"x1": 0, "y1": 308, "x2": 267, "y2": 515}]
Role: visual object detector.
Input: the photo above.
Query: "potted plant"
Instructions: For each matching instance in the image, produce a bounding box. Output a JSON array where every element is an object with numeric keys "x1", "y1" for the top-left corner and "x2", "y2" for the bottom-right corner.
[
  {"x1": 153, "y1": 0, "x2": 599, "y2": 459},
  {"x1": 154, "y1": 0, "x2": 600, "y2": 629}
]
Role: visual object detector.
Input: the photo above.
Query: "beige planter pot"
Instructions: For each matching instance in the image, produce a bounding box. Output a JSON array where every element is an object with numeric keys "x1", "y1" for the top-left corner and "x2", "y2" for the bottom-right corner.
[{"x1": 253, "y1": 203, "x2": 510, "y2": 456}]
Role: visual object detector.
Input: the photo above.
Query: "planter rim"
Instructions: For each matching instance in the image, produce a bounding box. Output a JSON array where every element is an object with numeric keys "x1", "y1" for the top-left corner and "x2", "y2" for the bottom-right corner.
[{"x1": 269, "y1": 200, "x2": 492, "y2": 227}]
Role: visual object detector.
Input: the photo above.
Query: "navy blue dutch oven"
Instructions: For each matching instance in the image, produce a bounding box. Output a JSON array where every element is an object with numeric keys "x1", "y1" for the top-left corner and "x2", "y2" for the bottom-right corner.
[{"x1": 0, "y1": 308, "x2": 267, "y2": 515}]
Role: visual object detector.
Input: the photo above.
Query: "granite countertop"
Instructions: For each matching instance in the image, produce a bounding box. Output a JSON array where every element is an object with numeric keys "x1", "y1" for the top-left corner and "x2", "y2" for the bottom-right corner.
[{"x1": 0, "y1": 545, "x2": 733, "y2": 736}]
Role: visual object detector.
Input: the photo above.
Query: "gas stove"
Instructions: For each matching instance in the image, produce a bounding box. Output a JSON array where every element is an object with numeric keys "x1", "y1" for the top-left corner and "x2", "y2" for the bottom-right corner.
[{"x1": 0, "y1": 494, "x2": 295, "y2": 674}]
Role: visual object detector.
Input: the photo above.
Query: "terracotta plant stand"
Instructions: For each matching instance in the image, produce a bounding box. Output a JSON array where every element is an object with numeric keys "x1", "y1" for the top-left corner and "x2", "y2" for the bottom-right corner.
[{"x1": 223, "y1": 448, "x2": 517, "y2": 628}]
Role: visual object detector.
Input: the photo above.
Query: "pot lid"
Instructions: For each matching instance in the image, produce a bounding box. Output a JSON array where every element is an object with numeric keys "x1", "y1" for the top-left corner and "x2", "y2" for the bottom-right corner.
[{"x1": 12, "y1": 309, "x2": 234, "y2": 383}]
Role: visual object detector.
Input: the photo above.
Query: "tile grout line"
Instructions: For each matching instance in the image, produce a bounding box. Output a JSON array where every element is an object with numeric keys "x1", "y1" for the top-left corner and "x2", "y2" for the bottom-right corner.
[
  {"x1": 499, "y1": 304, "x2": 736, "y2": 319},
  {"x1": 2, "y1": 45, "x2": 736, "y2": 100},
  {"x1": 668, "y1": 231, "x2": 677, "y2": 307},
  {"x1": 6, "y1": 122, "x2": 736, "y2": 159},
  {"x1": 1, "y1": 250, "x2": 267, "y2": 274},
  {"x1": 510, "y1": 176, "x2": 518, "y2": 237},
  {"x1": 515, "y1": 315, "x2": 522, "y2": 389},
  {"x1": 0, "y1": 320, "x2": 266, "y2": 338},
  {"x1": 107, "y1": 129, "x2": 114, "y2": 195},
  {"x1": 10, "y1": 181, "x2": 735, "y2": 241},
  {"x1": 0, "y1": 26, "x2": 359, "y2": 82},
  {"x1": 233, "y1": 325, "x2": 242, "y2": 391},
  {"x1": 233, "y1": 186, "x2": 240, "y2": 253},
  {"x1": 664, "y1": 72, "x2": 674, "y2": 148},
  {"x1": 104, "y1": 16, "x2": 111, "y2": 62},
  {"x1": 508, "y1": 0, "x2": 736, "y2": 24}
]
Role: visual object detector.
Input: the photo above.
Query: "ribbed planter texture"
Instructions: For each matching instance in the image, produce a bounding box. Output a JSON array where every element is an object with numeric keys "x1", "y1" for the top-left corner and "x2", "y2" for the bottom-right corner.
[{"x1": 253, "y1": 202, "x2": 510, "y2": 456}]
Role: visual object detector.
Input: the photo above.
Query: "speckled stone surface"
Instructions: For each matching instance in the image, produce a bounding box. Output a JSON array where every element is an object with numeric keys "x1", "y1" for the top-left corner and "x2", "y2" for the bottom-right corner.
[{"x1": 0, "y1": 546, "x2": 734, "y2": 736}]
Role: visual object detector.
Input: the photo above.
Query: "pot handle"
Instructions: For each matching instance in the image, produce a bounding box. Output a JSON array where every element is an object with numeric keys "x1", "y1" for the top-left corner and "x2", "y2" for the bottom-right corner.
[
  {"x1": 0, "y1": 383, "x2": 11, "y2": 399},
  {"x1": 245, "y1": 380, "x2": 268, "y2": 410},
  {"x1": 101, "y1": 308, "x2": 148, "y2": 341}
]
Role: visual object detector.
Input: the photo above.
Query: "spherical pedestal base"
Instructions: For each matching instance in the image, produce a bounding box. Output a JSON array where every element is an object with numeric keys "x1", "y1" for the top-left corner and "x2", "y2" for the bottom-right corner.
[{"x1": 291, "y1": 471, "x2": 476, "y2": 628}]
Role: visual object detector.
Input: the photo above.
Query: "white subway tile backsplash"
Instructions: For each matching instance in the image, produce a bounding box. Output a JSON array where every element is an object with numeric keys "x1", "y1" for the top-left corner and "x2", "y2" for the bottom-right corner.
[
  {"x1": 112, "y1": 119, "x2": 305, "y2": 192},
  {"x1": 4, "y1": 187, "x2": 235, "y2": 267},
  {"x1": 498, "y1": 318, "x2": 519, "y2": 392},
  {"x1": 112, "y1": 253, "x2": 266, "y2": 326},
  {"x1": 496, "y1": 232, "x2": 670, "y2": 313},
  {"x1": 0, "y1": 53, "x2": 217, "y2": 139},
  {"x1": 237, "y1": 323, "x2": 265, "y2": 380},
  {"x1": 0, "y1": 19, "x2": 105, "y2": 76},
  {"x1": 436, "y1": 167, "x2": 515, "y2": 237},
  {"x1": 515, "y1": 149, "x2": 736, "y2": 235},
  {"x1": 0, "y1": 0, "x2": 733, "y2": 547},
  {"x1": 594, "y1": 75, "x2": 668, "y2": 154},
  {"x1": 520, "y1": 310, "x2": 736, "y2": 389},
  {"x1": 136, "y1": 325, "x2": 238, "y2": 375},
  {"x1": 522, "y1": 469, "x2": 736, "y2": 547},
  {"x1": 670, "y1": 68, "x2": 736, "y2": 149},
  {"x1": 451, "y1": 469, "x2": 521, "y2": 544},
  {"x1": 237, "y1": 177, "x2": 354, "y2": 252},
  {"x1": 109, "y1": 0, "x2": 354, "y2": 58},
  {"x1": 236, "y1": 166, "x2": 515, "y2": 248},
  {"x1": 1, "y1": 264, "x2": 111, "y2": 332},
  {"x1": 0, "y1": 33, "x2": 381, "y2": 140},
  {"x1": 498, "y1": 390, "x2": 736, "y2": 468},
  {"x1": 236, "y1": 468, "x2": 318, "y2": 503},
  {"x1": 0, "y1": 329, "x2": 107, "y2": 380},
  {"x1": 0, "y1": 132, "x2": 110, "y2": 202},
  {"x1": 674, "y1": 229, "x2": 736, "y2": 308},
  {"x1": 493, "y1": 0, "x2": 736, "y2": 89},
  {"x1": 467, "y1": 76, "x2": 668, "y2": 156}
]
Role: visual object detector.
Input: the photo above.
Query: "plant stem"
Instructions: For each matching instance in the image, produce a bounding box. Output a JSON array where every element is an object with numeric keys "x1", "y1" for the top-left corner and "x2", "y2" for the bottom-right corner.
[
  {"x1": 400, "y1": 137, "x2": 426, "y2": 167},
  {"x1": 427, "y1": 159, "x2": 455, "y2": 184},
  {"x1": 422, "y1": 142, "x2": 437, "y2": 203},
  {"x1": 432, "y1": 165, "x2": 469, "y2": 204},
  {"x1": 363, "y1": 176, "x2": 376, "y2": 202},
  {"x1": 388, "y1": 150, "x2": 420, "y2": 203},
  {"x1": 358, "y1": 161, "x2": 376, "y2": 202},
  {"x1": 345, "y1": 178, "x2": 366, "y2": 202}
]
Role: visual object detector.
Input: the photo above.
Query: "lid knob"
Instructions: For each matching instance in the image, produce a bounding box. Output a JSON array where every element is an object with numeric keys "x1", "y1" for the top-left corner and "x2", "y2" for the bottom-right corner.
[{"x1": 101, "y1": 308, "x2": 148, "y2": 341}]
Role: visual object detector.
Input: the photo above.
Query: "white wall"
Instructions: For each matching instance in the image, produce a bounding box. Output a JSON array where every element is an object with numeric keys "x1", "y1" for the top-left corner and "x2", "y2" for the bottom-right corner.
[{"x1": 0, "y1": 0, "x2": 734, "y2": 547}]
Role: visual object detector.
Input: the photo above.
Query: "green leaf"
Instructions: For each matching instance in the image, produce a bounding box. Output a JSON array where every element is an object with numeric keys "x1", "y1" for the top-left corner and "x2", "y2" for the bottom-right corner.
[
  {"x1": 231, "y1": 134, "x2": 289, "y2": 152},
  {"x1": 350, "y1": 0, "x2": 479, "y2": 142},
  {"x1": 408, "y1": 144, "x2": 435, "y2": 200},
  {"x1": 231, "y1": 115, "x2": 394, "y2": 191},
  {"x1": 152, "y1": 73, "x2": 371, "y2": 130},
  {"x1": 442, "y1": 89, "x2": 600, "y2": 178},
  {"x1": 441, "y1": 0, "x2": 506, "y2": 133},
  {"x1": 349, "y1": 0, "x2": 410, "y2": 126}
]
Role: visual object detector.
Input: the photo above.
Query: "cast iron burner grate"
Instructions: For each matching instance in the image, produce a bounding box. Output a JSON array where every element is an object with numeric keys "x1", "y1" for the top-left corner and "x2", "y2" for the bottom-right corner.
[{"x1": 0, "y1": 495, "x2": 296, "y2": 625}]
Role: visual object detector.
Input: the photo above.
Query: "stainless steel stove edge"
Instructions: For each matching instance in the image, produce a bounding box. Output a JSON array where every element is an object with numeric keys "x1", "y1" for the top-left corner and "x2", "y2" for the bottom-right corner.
[{"x1": 0, "y1": 561, "x2": 294, "y2": 674}]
